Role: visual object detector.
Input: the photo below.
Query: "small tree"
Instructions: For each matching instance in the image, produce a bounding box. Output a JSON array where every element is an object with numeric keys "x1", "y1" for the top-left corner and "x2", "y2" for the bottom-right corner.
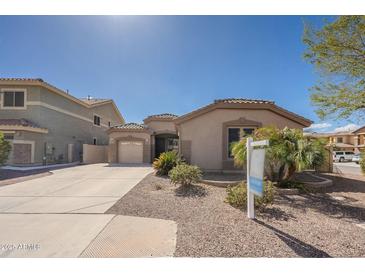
[
  {"x1": 231, "y1": 126, "x2": 326, "y2": 185},
  {"x1": 0, "y1": 132, "x2": 11, "y2": 166},
  {"x1": 303, "y1": 16, "x2": 365, "y2": 120}
]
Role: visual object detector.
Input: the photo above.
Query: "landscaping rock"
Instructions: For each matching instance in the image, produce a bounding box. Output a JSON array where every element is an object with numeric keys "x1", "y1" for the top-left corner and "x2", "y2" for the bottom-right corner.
[{"x1": 107, "y1": 173, "x2": 365, "y2": 257}]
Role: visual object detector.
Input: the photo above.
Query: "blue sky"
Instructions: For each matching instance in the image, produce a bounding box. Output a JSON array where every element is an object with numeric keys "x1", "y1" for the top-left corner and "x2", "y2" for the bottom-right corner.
[{"x1": 0, "y1": 16, "x2": 355, "y2": 131}]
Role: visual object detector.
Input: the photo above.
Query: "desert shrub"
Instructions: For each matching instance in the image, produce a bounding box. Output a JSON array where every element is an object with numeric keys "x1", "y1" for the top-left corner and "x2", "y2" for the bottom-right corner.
[
  {"x1": 154, "y1": 183, "x2": 164, "y2": 190},
  {"x1": 225, "y1": 180, "x2": 275, "y2": 210},
  {"x1": 169, "y1": 164, "x2": 202, "y2": 187},
  {"x1": 360, "y1": 157, "x2": 365, "y2": 175},
  {"x1": 153, "y1": 151, "x2": 181, "y2": 176},
  {"x1": 0, "y1": 132, "x2": 11, "y2": 166}
]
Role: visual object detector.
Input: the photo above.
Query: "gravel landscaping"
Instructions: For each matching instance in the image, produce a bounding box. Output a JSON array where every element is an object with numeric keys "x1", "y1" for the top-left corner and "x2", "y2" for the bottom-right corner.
[{"x1": 107, "y1": 173, "x2": 365, "y2": 257}]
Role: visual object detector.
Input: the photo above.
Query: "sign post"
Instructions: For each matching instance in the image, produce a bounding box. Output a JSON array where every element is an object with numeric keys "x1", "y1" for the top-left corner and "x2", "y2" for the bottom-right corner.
[{"x1": 246, "y1": 137, "x2": 269, "y2": 219}]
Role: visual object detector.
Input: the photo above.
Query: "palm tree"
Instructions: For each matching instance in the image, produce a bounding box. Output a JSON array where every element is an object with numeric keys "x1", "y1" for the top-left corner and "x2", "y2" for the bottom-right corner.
[{"x1": 231, "y1": 126, "x2": 326, "y2": 185}]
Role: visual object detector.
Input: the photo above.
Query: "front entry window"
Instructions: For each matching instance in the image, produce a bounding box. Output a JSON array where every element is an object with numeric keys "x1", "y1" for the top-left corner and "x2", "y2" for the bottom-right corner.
[
  {"x1": 228, "y1": 127, "x2": 255, "y2": 158},
  {"x1": 167, "y1": 138, "x2": 179, "y2": 151},
  {"x1": 155, "y1": 135, "x2": 179, "y2": 159}
]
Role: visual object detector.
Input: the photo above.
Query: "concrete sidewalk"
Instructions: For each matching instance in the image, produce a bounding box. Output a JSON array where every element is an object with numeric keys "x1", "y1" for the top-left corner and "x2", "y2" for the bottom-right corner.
[{"x1": 0, "y1": 214, "x2": 177, "y2": 257}]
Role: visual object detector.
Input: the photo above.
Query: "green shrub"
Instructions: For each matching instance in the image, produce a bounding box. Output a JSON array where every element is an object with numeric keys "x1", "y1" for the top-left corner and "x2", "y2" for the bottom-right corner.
[
  {"x1": 169, "y1": 164, "x2": 202, "y2": 187},
  {"x1": 153, "y1": 151, "x2": 181, "y2": 176},
  {"x1": 225, "y1": 180, "x2": 275, "y2": 210},
  {"x1": 360, "y1": 157, "x2": 365, "y2": 175},
  {"x1": 0, "y1": 132, "x2": 11, "y2": 166}
]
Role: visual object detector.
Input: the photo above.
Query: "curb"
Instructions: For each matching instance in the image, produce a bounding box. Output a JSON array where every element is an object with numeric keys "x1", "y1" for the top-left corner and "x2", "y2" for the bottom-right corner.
[{"x1": 302, "y1": 172, "x2": 333, "y2": 188}]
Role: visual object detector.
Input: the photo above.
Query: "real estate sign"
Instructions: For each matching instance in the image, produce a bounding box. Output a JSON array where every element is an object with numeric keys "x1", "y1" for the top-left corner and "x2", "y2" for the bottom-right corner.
[
  {"x1": 246, "y1": 138, "x2": 269, "y2": 219},
  {"x1": 249, "y1": 148, "x2": 265, "y2": 197}
]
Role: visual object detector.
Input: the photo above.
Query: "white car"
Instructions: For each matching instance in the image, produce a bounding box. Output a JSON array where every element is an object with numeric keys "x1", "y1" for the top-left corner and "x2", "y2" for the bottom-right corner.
[
  {"x1": 352, "y1": 154, "x2": 361, "y2": 164},
  {"x1": 333, "y1": 151, "x2": 354, "y2": 162}
]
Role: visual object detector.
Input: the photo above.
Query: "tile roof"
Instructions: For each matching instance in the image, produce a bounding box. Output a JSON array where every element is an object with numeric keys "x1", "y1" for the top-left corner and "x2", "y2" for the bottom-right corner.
[
  {"x1": 112, "y1": 123, "x2": 147, "y2": 130},
  {"x1": 0, "y1": 118, "x2": 42, "y2": 129},
  {"x1": 0, "y1": 78, "x2": 112, "y2": 107},
  {"x1": 79, "y1": 98, "x2": 111, "y2": 105},
  {"x1": 174, "y1": 98, "x2": 312, "y2": 127},
  {"x1": 145, "y1": 113, "x2": 179, "y2": 120},
  {"x1": 0, "y1": 78, "x2": 44, "y2": 82},
  {"x1": 214, "y1": 98, "x2": 274, "y2": 104}
]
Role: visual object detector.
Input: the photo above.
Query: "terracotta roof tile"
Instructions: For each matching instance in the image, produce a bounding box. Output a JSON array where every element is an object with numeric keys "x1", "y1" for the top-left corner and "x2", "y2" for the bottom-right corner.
[
  {"x1": 145, "y1": 113, "x2": 179, "y2": 120},
  {"x1": 214, "y1": 98, "x2": 274, "y2": 104},
  {"x1": 79, "y1": 98, "x2": 111, "y2": 105},
  {"x1": 112, "y1": 123, "x2": 147, "y2": 130},
  {"x1": 0, "y1": 78, "x2": 44, "y2": 82},
  {"x1": 0, "y1": 118, "x2": 42, "y2": 129}
]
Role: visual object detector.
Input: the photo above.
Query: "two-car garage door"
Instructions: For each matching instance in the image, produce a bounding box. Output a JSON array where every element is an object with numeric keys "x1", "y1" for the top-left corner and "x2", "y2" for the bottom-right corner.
[{"x1": 118, "y1": 141, "x2": 143, "y2": 164}]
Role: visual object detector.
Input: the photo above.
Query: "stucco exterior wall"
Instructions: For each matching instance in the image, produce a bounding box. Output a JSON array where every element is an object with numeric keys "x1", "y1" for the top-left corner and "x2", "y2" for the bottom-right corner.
[
  {"x1": 144, "y1": 120, "x2": 177, "y2": 134},
  {"x1": 83, "y1": 144, "x2": 108, "y2": 164},
  {"x1": 108, "y1": 131, "x2": 151, "y2": 163},
  {"x1": 0, "y1": 84, "x2": 123, "y2": 165},
  {"x1": 178, "y1": 108, "x2": 306, "y2": 171}
]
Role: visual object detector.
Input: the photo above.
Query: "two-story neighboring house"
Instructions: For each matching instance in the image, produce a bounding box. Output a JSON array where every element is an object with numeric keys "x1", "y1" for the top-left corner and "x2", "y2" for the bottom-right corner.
[
  {"x1": 310, "y1": 126, "x2": 365, "y2": 153},
  {"x1": 0, "y1": 78, "x2": 124, "y2": 165}
]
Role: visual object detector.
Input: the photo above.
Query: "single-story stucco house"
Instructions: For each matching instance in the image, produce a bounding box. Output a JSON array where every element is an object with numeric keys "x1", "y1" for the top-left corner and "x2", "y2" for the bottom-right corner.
[{"x1": 107, "y1": 98, "x2": 312, "y2": 171}]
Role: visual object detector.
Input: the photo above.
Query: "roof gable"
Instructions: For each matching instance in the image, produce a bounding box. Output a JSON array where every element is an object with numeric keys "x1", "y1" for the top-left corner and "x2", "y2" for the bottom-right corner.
[
  {"x1": 174, "y1": 98, "x2": 312, "y2": 127},
  {"x1": 0, "y1": 78, "x2": 125, "y2": 124}
]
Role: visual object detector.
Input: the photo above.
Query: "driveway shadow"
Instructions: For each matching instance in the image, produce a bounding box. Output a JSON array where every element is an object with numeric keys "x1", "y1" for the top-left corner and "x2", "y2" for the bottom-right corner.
[{"x1": 254, "y1": 219, "x2": 331, "y2": 258}]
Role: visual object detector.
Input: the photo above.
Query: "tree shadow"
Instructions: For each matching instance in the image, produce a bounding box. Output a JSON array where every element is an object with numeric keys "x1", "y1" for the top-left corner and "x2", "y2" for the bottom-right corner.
[
  {"x1": 254, "y1": 219, "x2": 331, "y2": 258},
  {"x1": 174, "y1": 184, "x2": 208, "y2": 198},
  {"x1": 319, "y1": 173, "x2": 365, "y2": 194},
  {"x1": 277, "y1": 192, "x2": 365, "y2": 223}
]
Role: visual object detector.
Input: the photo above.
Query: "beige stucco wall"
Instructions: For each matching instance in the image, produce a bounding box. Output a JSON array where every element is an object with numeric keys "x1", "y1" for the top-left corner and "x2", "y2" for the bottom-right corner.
[
  {"x1": 108, "y1": 131, "x2": 151, "y2": 163},
  {"x1": 83, "y1": 144, "x2": 108, "y2": 164},
  {"x1": 316, "y1": 147, "x2": 333, "y2": 173},
  {"x1": 178, "y1": 108, "x2": 306, "y2": 171},
  {"x1": 144, "y1": 120, "x2": 177, "y2": 134},
  {"x1": 0, "y1": 83, "x2": 124, "y2": 165},
  {"x1": 334, "y1": 135, "x2": 354, "y2": 145}
]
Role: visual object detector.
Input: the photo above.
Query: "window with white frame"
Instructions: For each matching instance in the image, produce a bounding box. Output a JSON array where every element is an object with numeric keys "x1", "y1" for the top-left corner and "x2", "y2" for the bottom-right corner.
[
  {"x1": 2, "y1": 90, "x2": 25, "y2": 108},
  {"x1": 228, "y1": 127, "x2": 255, "y2": 158},
  {"x1": 93, "y1": 115, "x2": 101, "y2": 126}
]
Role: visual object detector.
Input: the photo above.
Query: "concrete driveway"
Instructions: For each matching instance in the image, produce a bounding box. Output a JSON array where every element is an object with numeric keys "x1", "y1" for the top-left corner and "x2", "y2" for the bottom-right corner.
[
  {"x1": 334, "y1": 162, "x2": 363, "y2": 176},
  {"x1": 0, "y1": 163, "x2": 152, "y2": 213},
  {"x1": 0, "y1": 164, "x2": 177, "y2": 257}
]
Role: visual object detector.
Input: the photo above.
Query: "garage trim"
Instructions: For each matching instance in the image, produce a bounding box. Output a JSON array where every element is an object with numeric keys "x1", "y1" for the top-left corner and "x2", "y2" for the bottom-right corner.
[{"x1": 11, "y1": 140, "x2": 35, "y2": 164}]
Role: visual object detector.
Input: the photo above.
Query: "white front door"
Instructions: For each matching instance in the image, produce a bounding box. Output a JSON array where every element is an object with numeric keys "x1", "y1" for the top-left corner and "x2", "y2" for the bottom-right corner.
[{"x1": 118, "y1": 141, "x2": 143, "y2": 164}]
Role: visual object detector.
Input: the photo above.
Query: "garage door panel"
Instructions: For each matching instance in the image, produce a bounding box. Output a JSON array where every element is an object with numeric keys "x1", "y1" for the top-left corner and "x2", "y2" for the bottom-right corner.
[
  {"x1": 13, "y1": 143, "x2": 32, "y2": 164},
  {"x1": 118, "y1": 141, "x2": 143, "y2": 164}
]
